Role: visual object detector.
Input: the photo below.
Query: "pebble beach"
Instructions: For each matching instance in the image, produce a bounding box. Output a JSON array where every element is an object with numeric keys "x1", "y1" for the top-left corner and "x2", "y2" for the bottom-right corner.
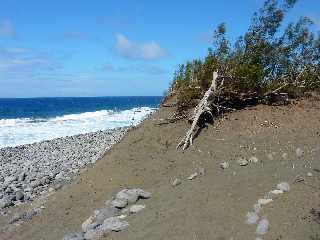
[{"x1": 0, "y1": 128, "x2": 128, "y2": 211}]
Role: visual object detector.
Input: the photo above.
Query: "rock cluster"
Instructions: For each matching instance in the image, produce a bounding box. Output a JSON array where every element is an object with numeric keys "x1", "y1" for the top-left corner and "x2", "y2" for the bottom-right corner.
[
  {"x1": 246, "y1": 181, "x2": 290, "y2": 238},
  {"x1": 0, "y1": 128, "x2": 128, "y2": 211},
  {"x1": 219, "y1": 156, "x2": 259, "y2": 170},
  {"x1": 63, "y1": 188, "x2": 151, "y2": 240}
]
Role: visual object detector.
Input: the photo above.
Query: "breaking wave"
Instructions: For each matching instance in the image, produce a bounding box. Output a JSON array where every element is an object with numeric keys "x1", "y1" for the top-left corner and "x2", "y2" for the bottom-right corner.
[{"x1": 0, "y1": 107, "x2": 156, "y2": 148}]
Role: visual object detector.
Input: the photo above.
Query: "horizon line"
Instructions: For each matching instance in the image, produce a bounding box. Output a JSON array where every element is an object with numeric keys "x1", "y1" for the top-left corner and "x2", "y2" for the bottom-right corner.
[{"x1": 0, "y1": 95, "x2": 163, "y2": 99}]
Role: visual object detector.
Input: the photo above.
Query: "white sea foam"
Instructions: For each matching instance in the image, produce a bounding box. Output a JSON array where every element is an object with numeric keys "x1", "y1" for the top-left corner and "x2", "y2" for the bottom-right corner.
[{"x1": 0, "y1": 107, "x2": 156, "y2": 148}]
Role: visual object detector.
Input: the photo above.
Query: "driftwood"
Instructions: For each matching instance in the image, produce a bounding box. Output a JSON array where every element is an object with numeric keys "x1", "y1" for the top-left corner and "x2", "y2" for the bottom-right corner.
[
  {"x1": 177, "y1": 72, "x2": 221, "y2": 150},
  {"x1": 176, "y1": 72, "x2": 296, "y2": 150}
]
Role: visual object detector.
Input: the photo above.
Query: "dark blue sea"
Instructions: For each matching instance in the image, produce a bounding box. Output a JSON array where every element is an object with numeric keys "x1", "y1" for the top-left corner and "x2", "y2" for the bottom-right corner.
[{"x1": 0, "y1": 96, "x2": 162, "y2": 148}]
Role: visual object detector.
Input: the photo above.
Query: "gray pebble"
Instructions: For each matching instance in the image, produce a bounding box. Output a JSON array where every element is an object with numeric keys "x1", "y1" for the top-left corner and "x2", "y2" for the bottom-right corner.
[
  {"x1": 30, "y1": 180, "x2": 41, "y2": 188},
  {"x1": 4, "y1": 176, "x2": 17, "y2": 184},
  {"x1": 171, "y1": 178, "x2": 182, "y2": 187},
  {"x1": 187, "y1": 172, "x2": 198, "y2": 180},
  {"x1": 15, "y1": 191, "x2": 24, "y2": 201},
  {"x1": 237, "y1": 157, "x2": 248, "y2": 166},
  {"x1": 256, "y1": 218, "x2": 269, "y2": 235},
  {"x1": 248, "y1": 156, "x2": 259, "y2": 163},
  {"x1": 116, "y1": 189, "x2": 139, "y2": 204},
  {"x1": 276, "y1": 182, "x2": 290, "y2": 192},
  {"x1": 55, "y1": 173, "x2": 64, "y2": 181},
  {"x1": 246, "y1": 211, "x2": 259, "y2": 224},
  {"x1": 296, "y1": 147, "x2": 304, "y2": 157},
  {"x1": 95, "y1": 206, "x2": 119, "y2": 224},
  {"x1": 220, "y1": 162, "x2": 230, "y2": 169},
  {"x1": 0, "y1": 197, "x2": 13, "y2": 209},
  {"x1": 110, "y1": 198, "x2": 128, "y2": 209},
  {"x1": 8, "y1": 194, "x2": 16, "y2": 201},
  {"x1": 18, "y1": 172, "x2": 26, "y2": 181},
  {"x1": 102, "y1": 217, "x2": 129, "y2": 232},
  {"x1": 136, "y1": 189, "x2": 152, "y2": 199},
  {"x1": 129, "y1": 204, "x2": 145, "y2": 214},
  {"x1": 281, "y1": 152, "x2": 288, "y2": 159},
  {"x1": 81, "y1": 216, "x2": 97, "y2": 233}
]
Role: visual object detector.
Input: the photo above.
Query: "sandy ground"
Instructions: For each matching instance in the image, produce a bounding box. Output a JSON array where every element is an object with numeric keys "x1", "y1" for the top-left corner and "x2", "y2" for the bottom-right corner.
[{"x1": 1, "y1": 97, "x2": 320, "y2": 240}]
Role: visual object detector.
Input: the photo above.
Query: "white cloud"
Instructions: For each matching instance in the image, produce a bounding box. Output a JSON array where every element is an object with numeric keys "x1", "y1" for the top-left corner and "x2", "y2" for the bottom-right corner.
[
  {"x1": 0, "y1": 47, "x2": 58, "y2": 75},
  {"x1": 0, "y1": 20, "x2": 16, "y2": 38},
  {"x1": 115, "y1": 34, "x2": 167, "y2": 60},
  {"x1": 103, "y1": 63, "x2": 166, "y2": 75}
]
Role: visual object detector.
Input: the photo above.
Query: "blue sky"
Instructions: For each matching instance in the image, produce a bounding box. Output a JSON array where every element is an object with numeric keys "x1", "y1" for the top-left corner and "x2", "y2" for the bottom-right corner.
[{"x1": 0, "y1": 0, "x2": 319, "y2": 97}]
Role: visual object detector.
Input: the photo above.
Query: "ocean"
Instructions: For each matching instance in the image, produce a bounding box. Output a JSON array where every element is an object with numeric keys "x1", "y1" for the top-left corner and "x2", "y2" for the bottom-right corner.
[{"x1": 0, "y1": 96, "x2": 162, "y2": 148}]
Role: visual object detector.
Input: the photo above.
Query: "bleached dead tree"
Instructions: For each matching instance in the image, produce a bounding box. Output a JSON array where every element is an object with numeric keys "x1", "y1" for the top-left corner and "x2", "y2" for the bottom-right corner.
[
  {"x1": 177, "y1": 72, "x2": 222, "y2": 150},
  {"x1": 175, "y1": 71, "x2": 295, "y2": 150}
]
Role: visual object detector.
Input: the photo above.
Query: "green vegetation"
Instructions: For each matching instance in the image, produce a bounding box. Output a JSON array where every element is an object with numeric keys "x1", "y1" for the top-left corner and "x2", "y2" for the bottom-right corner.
[{"x1": 169, "y1": 0, "x2": 320, "y2": 111}]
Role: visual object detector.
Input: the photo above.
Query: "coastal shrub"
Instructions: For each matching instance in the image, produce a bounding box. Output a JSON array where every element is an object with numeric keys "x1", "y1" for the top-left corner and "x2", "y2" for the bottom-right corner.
[
  {"x1": 176, "y1": 84, "x2": 201, "y2": 111},
  {"x1": 169, "y1": 0, "x2": 320, "y2": 111}
]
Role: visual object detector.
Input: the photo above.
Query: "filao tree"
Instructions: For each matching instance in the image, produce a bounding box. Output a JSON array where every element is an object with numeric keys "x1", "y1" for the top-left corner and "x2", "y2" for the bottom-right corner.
[{"x1": 169, "y1": 0, "x2": 320, "y2": 111}]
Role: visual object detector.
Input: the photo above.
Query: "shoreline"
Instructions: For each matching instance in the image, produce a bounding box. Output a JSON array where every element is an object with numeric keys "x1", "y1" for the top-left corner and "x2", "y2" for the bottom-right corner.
[
  {"x1": 0, "y1": 105, "x2": 158, "y2": 150},
  {"x1": 0, "y1": 127, "x2": 129, "y2": 212},
  {"x1": 0, "y1": 127, "x2": 129, "y2": 151}
]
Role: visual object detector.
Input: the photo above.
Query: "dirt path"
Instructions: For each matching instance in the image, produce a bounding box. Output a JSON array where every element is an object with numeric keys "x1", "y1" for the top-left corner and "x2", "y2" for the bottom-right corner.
[{"x1": 1, "y1": 98, "x2": 320, "y2": 240}]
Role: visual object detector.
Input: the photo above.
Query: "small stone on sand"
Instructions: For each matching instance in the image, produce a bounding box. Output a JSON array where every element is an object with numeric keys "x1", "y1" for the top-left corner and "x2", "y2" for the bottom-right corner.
[
  {"x1": 237, "y1": 157, "x2": 248, "y2": 166},
  {"x1": 187, "y1": 172, "x2": 198, "y2": 180},
  {"x1": 296, "y1": 147, "x2": 304, "y2": 158},
  {"x1": 276, "y1": 182, "x2": 290, "y2": 192},
  {"x1": 281, "y1": 153, "x2": 288, "y2": 159},
  {"x1": 0, "y1": 197, "x2": 13, "y2": 209},
  {"x1": 110, "y1": 198, "x2": 128, "y2": 209},
  {"x1": 136, "y1": 189, "x2": 152, "y2": 199},
  {"x1": 256, "y1": 218, "x2": 269, "y2": 235},
  {"x1": 270, "y1": 189, "x2": 284, "y2": 195},
  {"x1": 258, "y1": 198, "x2": 273, "y2": 205},
  {"x1": 220, "y1": 162, "x2": 229, "y2": 169},
  {"x1": 102, "y1": 217, "x2": 129, "y2": 232},
  {"x1": 246, "y1": 211, "x2": 259, "y2": 224},
  {"x1": 115, "y1": 188, "x2": 151, "y2": 204},
  {"x1": 15, "y1": 191, "x2": 24, "y2": 201},
  {"x1": 171, "y1": 178, "x2": 182, "y2": 187},
  {"x1": 81, "y1": 216, "x2": 94, "y2": 232},
  {"x1": 253, "y1": 203, "x2": 262, "y2": 214},
  {"x1": 129, "y1": 204, "x2": 145, "y2": 214}
]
